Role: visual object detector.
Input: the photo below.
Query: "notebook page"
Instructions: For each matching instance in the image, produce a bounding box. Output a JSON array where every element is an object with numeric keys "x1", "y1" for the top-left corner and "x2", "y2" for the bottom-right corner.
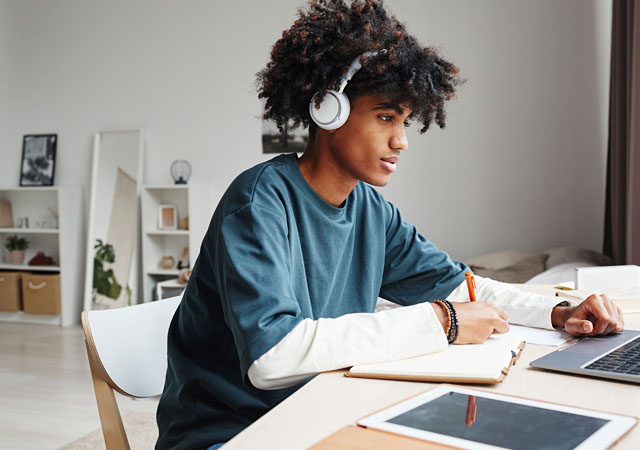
[
  {"x1": 349, "y1": 334, "x2": 521, "y2": 380},
  {"x1": 508, "y1": 325, "x2": 571, "y2": 346}
]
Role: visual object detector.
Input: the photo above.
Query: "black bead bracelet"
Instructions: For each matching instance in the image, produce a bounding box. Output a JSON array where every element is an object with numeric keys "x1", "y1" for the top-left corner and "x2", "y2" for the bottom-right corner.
[{"x1": 433, "y1": 299, "x2": 459, "y2": 344}]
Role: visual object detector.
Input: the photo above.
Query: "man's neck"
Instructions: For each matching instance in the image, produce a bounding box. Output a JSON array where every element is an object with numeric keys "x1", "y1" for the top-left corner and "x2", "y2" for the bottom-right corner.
[{"x1": 297, "y1": 138, "x2": 357, "y2": 208}]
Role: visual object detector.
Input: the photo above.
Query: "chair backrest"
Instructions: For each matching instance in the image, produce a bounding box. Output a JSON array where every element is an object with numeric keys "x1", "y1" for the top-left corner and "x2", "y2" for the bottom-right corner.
[
  {"x1": 83, "y1": 295, "x2": 181, "y2": 397},
  {"x1": 82, "y1": 295, "x2": 181, "y2": 448}
]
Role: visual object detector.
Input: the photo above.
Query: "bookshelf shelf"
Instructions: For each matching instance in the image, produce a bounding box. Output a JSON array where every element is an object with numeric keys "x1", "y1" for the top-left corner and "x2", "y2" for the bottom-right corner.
[{"x1": 0, "y1": 228, "x2": 59, "y2": 234}]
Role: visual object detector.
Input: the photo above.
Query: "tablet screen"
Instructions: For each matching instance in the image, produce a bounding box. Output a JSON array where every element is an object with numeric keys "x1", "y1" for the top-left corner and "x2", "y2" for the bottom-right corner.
[{"x1": 386, "y1": 391, "x2": 608, "y2": 450}]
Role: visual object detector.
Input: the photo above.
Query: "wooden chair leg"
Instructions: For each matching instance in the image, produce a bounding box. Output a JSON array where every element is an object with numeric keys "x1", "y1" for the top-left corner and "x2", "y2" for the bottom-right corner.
[{"x1": 85, "y1": 340, "x2": 131, "y2": 450}]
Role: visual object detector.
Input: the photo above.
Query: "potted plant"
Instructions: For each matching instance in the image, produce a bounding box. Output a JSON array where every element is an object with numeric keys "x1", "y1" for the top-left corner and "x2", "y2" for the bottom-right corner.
[
  {"x1": 92, "y1": 239, "x2": 131, "y2": 307},
  {"x1": 4, "y1": 234, "x2": 29, "y2": 265}
]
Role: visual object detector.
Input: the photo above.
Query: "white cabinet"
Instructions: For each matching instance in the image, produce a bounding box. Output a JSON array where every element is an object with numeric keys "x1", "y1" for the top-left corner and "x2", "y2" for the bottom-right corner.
[
  {"x1": 141, "y1": 185, "x2": 217, "y2": 302},
  {"x1": 0, "y1": 186, "x2": 84, "y2": 326}
]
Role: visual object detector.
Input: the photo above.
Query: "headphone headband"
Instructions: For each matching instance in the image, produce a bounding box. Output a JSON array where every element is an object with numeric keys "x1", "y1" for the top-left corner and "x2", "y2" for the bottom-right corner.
[{"x1": 336, "y1": 49, "x2": 387, "y2": 93}]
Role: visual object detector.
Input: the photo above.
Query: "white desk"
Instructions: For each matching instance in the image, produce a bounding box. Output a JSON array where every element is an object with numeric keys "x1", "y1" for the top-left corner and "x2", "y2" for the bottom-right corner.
[{"x1": 224, "y1": 286, "x2": 640, "y2": 449}]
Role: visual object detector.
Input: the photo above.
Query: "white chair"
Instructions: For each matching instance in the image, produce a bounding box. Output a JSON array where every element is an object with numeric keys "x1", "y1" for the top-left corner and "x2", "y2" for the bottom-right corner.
[{"x1": 81, "y1": 295, "x2": 181, "y2": 449}]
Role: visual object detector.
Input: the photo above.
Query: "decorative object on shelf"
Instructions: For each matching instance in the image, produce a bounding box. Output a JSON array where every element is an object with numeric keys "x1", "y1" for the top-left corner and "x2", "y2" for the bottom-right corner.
[
  {"x1": 7, "y1": 251, "x2": 26, "y2": 265},
  {"x1": 170, "y1": 160, "x2": 192, "y2": 184},
  {"x1": 28, "y1": 251, "x2": 55, "y2": 266},
  {"x1": 30, "y1": 200, "x2": 59, "y2": 230},
  {"x1": 16, "y1": 217, "x2": 29, "y2": 228},
  {"x1": 0, "y1": 200, "x2": 13, "y2": 228},
  {"x1": 178, "y1": 268, "x2": 192, "y2": 284},
  {"x1": 177, "y1": 246, "x2": 189, "y2": 270},
  {"x1": 158, "y1": 205, "x2": 178, "y2": 230},
  {"x1": 92, "y1": 239, "x2": 131, "y2": 307},
  {"x1": 47, "y1": 207, "x2": 59, "y2": 229},
  {"x1": 20, "y1": 134, "x2": 57, "y2": 187},
  {"x1": 179, "y1": 215, "x2": 189, "y2": 230},
  {"x1": 4, "y1": 234, "x2": 29, "y2": 265},
  {"x1": 159, "y1": 255, "x2": 176, "y2": 270}
]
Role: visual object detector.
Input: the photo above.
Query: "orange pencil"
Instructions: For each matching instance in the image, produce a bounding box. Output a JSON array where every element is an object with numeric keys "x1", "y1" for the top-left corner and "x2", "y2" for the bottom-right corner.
[{"x1": 465, "y1": 271, "x2": 477, "y2": 302}]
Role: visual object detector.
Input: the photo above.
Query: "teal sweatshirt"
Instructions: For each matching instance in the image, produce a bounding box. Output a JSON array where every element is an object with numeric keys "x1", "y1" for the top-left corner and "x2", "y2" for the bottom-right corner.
[{"x1": 156, "y1": 153, "x2": 467, "y2": 449}]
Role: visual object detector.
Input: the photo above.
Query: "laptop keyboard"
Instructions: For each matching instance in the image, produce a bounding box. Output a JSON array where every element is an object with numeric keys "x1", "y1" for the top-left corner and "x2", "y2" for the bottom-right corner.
[{"x1": 585, "y1": 336, "x2": 640, "y2": 375}]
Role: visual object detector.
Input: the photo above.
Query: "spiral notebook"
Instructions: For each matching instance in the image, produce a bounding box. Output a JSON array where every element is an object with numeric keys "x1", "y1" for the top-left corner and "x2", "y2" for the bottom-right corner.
[{"x1": 345, "y1": 334, "x2": 525, "y2": 384}]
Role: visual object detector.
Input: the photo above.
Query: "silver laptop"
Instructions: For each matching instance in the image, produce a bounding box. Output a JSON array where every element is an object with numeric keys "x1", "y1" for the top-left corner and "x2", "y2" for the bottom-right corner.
[{"x1": 530, "y1": 329, "x2": 640, "y2": 384}]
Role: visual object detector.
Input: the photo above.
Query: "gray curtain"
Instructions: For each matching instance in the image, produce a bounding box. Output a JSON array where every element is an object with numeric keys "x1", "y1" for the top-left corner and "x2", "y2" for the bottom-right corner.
[{"x1": 604, "y1": 0, "x2": 640, "y2": 265}]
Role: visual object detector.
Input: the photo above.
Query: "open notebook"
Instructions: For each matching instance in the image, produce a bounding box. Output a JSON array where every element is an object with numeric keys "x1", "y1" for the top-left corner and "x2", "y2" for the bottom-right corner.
[{"x1": 345, "y1": 334, "x2": 524, "y2": 384}]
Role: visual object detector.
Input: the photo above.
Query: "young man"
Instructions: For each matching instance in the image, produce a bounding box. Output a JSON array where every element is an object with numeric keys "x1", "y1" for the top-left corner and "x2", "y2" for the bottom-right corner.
[{"x1": 156, "y1": 1, "x2": 623, "y2": 448}]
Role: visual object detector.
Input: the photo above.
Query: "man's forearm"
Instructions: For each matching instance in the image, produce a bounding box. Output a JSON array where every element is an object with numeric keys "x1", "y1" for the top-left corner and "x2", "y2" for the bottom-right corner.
[
  {"x1": 247, "y1": 302, "x2": 448, "y2": 390},
  {"x1": 446, "y1": 276, "x2": 578, "y2": 329}
]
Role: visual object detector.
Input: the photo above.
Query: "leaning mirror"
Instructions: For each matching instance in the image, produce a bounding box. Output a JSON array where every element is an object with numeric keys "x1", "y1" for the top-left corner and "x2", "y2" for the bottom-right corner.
[{"x1": 84, "y1": 130, "x2": 144, "y2": 310}]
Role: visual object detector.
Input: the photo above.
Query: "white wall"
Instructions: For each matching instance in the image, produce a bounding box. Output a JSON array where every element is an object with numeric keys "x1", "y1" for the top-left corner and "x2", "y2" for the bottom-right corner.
[
  {"x1": 0, "y1": 0, "x2": 611, "y2": 261},
  {"x1": 0, "y1": 1, "x2": 10, "y2": 136},
  {"x1": 380, "y1": 0, "x2": 612, "y2": 259}
]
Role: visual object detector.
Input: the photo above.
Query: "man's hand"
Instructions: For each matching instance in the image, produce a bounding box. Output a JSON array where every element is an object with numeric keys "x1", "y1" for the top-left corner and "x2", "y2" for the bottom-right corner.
[
  {"x1": 431, "y1": 302, "x2": 510, "y2": 344},
  {"x1": 454, "y1": 302, "x2": 510, "y2": 344},
  {"x1": 552, "y1": 294, "x2": 624, "y2": 336}
]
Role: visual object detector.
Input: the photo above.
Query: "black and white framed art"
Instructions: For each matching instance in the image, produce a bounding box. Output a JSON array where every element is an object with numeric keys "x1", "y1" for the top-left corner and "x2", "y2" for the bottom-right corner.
[{"x1": 20, "y1": 134, "x2": 57, "y2": 187}]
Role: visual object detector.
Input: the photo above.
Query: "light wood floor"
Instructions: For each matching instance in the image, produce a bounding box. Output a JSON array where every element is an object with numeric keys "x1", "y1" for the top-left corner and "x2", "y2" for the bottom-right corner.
[{"x1": 0, "y1": 323, "x2": 158, "y2": 450}]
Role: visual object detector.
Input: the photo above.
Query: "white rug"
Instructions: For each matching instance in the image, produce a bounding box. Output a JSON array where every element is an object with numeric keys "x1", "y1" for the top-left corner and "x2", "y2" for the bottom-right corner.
[{"x1": 58, "y1": 412, "x2": 158, "y2": 450}]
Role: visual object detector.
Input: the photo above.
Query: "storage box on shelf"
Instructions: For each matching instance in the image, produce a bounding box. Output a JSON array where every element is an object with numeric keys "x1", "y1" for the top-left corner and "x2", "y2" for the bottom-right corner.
[
  {"x1": 22, "y1": 272, "x2": 61, "y2": 315},
  {"x1": 0, "y1": 272, "x2": 22, "y2": 312},
  {"x1": 141, "y1": 185, "x2": 216, "y2": 302},
  {"x1": 0, "y1": 186, "x2": 83, "y2": 326}
]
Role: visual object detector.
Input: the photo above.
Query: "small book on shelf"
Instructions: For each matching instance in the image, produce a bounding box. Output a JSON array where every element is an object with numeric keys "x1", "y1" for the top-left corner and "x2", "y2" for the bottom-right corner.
[{"x1": 0, "y1": 200, "x2": 13, "y2": 228}]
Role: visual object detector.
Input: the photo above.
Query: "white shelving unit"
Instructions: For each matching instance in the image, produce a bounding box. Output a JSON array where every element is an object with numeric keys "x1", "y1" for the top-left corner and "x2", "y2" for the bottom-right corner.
[
  {"x1": 141, "y1": 184, "x2": 217, "y2": 302},
  {"x1": 0, "y1": 186, "x2": 84, "y2": 326}
]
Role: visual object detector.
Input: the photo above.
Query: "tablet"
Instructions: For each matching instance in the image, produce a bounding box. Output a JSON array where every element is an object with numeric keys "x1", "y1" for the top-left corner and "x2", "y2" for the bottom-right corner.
[{"x1": 357, "y1": 385, "x2": 637, "y2": 450}]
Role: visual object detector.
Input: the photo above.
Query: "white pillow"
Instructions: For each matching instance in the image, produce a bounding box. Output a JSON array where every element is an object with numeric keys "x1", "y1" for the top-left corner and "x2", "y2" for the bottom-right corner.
[
  {"x1": 525, "y1": 262, "x2": 599, "y2": 285},
  {"x1": 466, "y1": 249, "x2": 539, "y2": 270},
  {"x1": 543, "y1": 247, "x2": 612, "y2": 268}
]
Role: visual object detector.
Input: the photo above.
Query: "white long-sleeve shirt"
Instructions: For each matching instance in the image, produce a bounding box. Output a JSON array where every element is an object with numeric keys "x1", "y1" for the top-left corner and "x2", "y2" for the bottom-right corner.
[{"x1": 248, "y1": 276, "x2": 575, "y2": 390}]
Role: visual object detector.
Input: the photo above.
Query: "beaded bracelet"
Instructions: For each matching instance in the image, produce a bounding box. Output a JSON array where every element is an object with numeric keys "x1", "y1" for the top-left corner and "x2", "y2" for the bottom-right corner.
[
  {"x1": 449, "y1": 301, "x2": 459, "y2": 344},
  {"x1": 434, "y1": 299, "x2": 459, "y2": 344},
  {"x1": 433, "y1": 300, "x2": 452, "y2": 338}
]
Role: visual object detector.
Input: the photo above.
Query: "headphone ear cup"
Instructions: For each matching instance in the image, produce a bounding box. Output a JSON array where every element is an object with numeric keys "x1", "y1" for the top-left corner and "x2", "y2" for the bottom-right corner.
[{"x1": 309, "y1": 90, "x2": 350, "y2": 130}]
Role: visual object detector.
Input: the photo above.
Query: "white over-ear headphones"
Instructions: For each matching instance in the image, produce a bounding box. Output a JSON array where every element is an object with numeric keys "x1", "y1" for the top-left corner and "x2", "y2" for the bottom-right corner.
[{"x1": 309, "y1": 50, "x2": 387, "y2": 130}]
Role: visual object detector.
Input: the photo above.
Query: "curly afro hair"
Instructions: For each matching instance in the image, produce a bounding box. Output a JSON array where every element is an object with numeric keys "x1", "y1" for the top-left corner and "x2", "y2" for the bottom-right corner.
[{"x1": 257, "y1": 0, "x2": 463, "y2": 135}]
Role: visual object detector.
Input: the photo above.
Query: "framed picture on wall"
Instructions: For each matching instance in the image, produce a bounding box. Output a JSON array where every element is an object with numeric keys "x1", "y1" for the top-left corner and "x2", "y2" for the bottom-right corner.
[
  {"x1": 261, "y1": 119, "x2": 307, "y2": 154},
  {"x1": 20, "y1": 134, "x2": 58, "y2": 186},
  {"x1": 158, "y1": 205, "x2": 177, "y2": 230},
  {"x1": 20, "y1": 134, "x2": 57, "y2": 186}
]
